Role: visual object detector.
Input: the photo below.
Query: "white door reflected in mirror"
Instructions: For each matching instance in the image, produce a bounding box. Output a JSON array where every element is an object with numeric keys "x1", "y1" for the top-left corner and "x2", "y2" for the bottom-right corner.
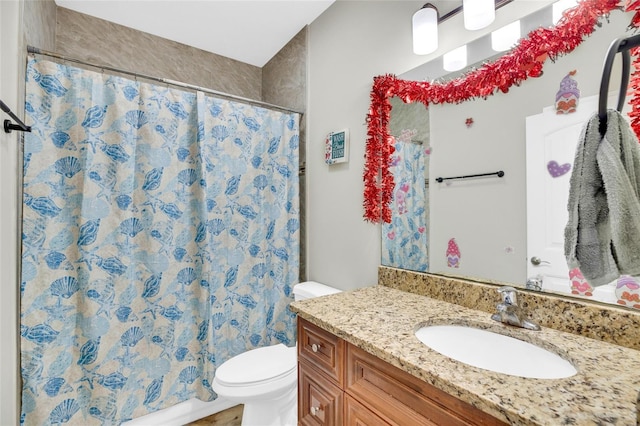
[{"x1": 525, "y1": 93, "x2": 619, "y2": 303}]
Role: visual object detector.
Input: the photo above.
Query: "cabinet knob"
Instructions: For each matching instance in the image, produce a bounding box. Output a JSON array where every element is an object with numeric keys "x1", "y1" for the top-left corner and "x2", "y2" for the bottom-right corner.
[
  {"x1": 311, "y1": 343, "x2": 321, "y2": 353},
  {"x1": 310, "y1": 406, "x2": 322, "y2": 416}
]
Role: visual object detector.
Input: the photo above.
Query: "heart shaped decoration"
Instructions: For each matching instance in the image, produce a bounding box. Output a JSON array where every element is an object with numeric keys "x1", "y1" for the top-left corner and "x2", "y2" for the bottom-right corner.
[{"x1": 547, "y1": 160, "x2": 571, "y2": 178}]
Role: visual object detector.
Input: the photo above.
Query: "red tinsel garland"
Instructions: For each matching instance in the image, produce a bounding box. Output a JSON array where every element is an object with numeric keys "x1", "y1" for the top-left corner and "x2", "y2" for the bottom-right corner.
[
  {"x1": 627, "y1": 1, "x2": 640, "y2": 135},
  {"x1": 364, "y1": 0, "x2": 637, "y2": 223}
]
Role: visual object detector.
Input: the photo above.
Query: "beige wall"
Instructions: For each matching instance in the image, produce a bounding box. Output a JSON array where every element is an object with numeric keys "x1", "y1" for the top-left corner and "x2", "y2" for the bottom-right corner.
[
  {"x1": 1, "y1": 1, "x2": 23, "y2": 424},
  {"x1": 306, "y1": 1, "x2": 428, "y2": 290}
]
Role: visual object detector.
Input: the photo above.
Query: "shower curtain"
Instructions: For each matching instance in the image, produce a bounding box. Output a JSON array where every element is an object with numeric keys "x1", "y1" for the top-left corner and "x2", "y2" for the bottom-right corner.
[
  {"x1": 20, "y1": 58, "x2": 300, "y2": 425},
  {"x1": 381, "y1": 134, "x2": 429, "y2": 272}
]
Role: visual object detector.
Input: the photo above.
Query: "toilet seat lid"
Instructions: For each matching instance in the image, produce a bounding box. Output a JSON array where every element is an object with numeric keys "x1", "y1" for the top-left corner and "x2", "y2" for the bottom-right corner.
[{"x1": 215, "y1": 344, "x2": 296, "y2": 387}]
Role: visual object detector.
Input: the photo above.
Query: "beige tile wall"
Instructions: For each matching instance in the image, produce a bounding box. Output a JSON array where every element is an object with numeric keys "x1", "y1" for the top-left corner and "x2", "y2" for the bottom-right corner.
[
  {"x1": 55, "y1": 8, "x2": 262, "y2": 100},
  {"x1": 262, "y1": 28, "x2": 306, "y2": 112},
  {"x1": 23, "y1": 0, "x2": 57, "y2": 51},
  {"x1": 262, "y1": 28, "x2": 308, "y2": 281}
]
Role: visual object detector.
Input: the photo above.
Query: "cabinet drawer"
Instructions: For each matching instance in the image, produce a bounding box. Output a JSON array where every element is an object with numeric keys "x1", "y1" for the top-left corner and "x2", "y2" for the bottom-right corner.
[
  {"x1": 298, "y1": 318, "x2": 345, "y2": 385},
  {"x1": 344, "y1": 394, "x2": 390, "y2": 426},
  {"x1": 299, "y1": 360, "x2": 343, "y2": 426},
  {"x1": 346, "y1": 344, "x2": 506, "y2": 426}
]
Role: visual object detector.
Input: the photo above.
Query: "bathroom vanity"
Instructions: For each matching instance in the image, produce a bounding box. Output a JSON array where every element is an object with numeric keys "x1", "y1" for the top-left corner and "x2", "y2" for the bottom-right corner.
[
  {"x1": 290, "y1": 284, "x2": 640, "y2": 425},
  {"x1": 297, "y1": 317, "x2": 505, "y2": 425}
]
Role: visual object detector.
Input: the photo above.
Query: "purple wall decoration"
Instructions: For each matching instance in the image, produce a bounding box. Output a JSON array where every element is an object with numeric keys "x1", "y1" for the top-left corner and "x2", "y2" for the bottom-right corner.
[{"x1": 547, "y1": 160, "x2": 571, "y2": 178}]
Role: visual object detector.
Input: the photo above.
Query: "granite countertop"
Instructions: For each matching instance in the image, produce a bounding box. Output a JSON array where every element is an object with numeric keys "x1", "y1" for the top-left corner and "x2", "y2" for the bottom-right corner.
[{"x1": 290, "y1": 285, "x2": 640, "y2": 425}]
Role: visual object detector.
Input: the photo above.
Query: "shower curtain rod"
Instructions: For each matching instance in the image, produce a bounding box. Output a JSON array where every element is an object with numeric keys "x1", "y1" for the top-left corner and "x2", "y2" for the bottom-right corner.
[{"x1": 27, "y1": 46, "x2": 304, "y2": 116}]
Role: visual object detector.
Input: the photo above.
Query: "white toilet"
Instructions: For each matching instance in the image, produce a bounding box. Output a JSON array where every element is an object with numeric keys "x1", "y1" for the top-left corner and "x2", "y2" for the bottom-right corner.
[{"x1": 211, "y1": 281, "x2": 342, "y2": 426}]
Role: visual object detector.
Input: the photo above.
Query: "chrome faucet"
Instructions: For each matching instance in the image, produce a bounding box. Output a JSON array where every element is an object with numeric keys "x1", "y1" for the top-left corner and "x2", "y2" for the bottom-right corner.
[{"x1": 491, "y1": 286, "x2": 540, "y2": 331}]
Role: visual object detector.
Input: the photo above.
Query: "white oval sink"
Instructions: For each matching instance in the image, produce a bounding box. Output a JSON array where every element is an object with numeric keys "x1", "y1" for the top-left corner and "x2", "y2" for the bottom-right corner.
[{"x1": 415, "y1": 325, "x2": 577, "y2": 379}]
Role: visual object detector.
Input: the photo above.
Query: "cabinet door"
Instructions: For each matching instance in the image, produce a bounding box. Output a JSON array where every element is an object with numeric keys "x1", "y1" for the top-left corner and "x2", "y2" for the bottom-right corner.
[
  {"x1": 299, "y1": 360, "x2": 343, "y2": 426},
  {"x1": 344, "y1": 395, "x2": 390, "y2": 426}
]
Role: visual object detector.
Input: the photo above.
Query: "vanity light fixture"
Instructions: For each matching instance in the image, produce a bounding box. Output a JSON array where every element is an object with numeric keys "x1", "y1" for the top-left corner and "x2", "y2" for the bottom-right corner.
[
  {"x1": 412, "y1": 1, "x2": 515, "y2": 56},
  {"x1": 413, "y1": 3, "x2": 439, "y2": 55},
  {"x1": 443, "y1": 45, "x2": 468, "y2": 72},
  {"x1": 491, "y1": 20, "x2": 521, "y2": 52},
  {"x1": 463, "y1": 0, "x2": 495, "y2": 30}
]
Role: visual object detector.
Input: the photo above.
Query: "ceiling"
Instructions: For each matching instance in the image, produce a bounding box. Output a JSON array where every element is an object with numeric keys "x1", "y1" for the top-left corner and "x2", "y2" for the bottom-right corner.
[
  {"x1": 428, "y1": 1, "x2": 466, "y2": 20},
  {"x1": 53, "y1": 1, "x2": 470, "y2": 68},
  {"x1": 54, "y1": 0, "x2": 336, "y2": 68}
]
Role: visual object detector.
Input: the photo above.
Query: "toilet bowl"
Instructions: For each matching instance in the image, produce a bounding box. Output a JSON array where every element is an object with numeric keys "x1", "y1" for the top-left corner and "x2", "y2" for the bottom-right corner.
[
  {"x1": 212, "y1": 344, "x2": 298, "y2": 425},
  {"x1": 211, "y1": 281, "x2": 341, "y2": 426}
]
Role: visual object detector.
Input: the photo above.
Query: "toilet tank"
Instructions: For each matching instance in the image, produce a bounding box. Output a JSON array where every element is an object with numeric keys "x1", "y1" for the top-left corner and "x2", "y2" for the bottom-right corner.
[{"x1": 292, "y1": 281, "x2": 342, "y2": 301}]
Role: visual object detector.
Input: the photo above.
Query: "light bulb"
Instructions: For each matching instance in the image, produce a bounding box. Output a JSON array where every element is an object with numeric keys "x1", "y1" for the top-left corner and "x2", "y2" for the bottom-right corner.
[
  {"x1": 443, "y1": 45, "x2": 468, "y2": 72},
  {"x1": 491, "y1": 20, "x2": 521, "y2": 52},
  {"x1": 413, "y1": 4, "x2": 438, "y2": 55},
  {"x1": 463, "y1": 0, "x2": 495, "y2": 31}
]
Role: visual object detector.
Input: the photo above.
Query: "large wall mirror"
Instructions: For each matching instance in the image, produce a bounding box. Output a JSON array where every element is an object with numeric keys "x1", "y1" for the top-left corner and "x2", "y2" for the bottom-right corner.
[{"x1": 378, "y1": 1, "x2": 640, "y2": 311}]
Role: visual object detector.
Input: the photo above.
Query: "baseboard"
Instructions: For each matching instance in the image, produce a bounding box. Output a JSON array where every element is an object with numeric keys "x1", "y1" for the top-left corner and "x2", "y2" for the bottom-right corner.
[{"x1": 122, "y1": 398, "x2": 238, "y2": 426}]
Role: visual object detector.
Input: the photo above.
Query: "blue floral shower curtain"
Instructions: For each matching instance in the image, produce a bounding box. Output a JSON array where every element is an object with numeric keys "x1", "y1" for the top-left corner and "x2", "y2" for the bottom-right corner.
[
  {"x1": 20, "y1": 58, "x2": 299, "y2": 425},
  {"x1": 381, "y1": 136, "x2": 428, "y2": 271}
]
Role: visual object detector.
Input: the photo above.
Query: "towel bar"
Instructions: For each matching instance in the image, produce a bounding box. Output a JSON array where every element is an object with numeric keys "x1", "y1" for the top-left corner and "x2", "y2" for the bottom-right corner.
[{"x1": 435, "y1": 170, "x2": 504, "y2": 183}]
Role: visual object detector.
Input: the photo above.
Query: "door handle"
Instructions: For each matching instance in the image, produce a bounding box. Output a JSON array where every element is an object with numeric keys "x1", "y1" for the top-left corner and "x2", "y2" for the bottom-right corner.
[{"x1": 530, "y1": 256, "x2": 550, "y2": 266}]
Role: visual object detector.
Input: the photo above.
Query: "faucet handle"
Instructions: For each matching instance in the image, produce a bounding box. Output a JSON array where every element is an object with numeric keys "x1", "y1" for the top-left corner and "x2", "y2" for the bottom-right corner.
[
  {"x1": 496, "y1": 286, "x2": 518, "y2": 306},
  {"x1": 526, "y1": 275, "x2": 543, "y2": 291}
]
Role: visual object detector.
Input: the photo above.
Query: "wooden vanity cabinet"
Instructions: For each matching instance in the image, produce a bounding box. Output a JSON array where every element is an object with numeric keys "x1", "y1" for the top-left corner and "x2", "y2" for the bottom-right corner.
[
  {"x1": 298, "y1": 316, "x2": 345, "y2": 425},
  {"x1": 297, "y1": 317, "x2": 506, "y2": 426}
]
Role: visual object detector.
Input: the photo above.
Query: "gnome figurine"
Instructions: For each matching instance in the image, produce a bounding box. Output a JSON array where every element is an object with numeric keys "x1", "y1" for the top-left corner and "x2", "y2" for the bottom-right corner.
[
  {"x1": 446, "y1": 238, "x2": 461, "y2": 268},
  {"x1": 555, "y1": 70, "x2": 580, "y2": 114},
  {"x1": 615, "y1": 276, "x2": 640, "y2": 309},
  {"x1": 569, "y1": 267, "x2": 592, "y2": 296}
]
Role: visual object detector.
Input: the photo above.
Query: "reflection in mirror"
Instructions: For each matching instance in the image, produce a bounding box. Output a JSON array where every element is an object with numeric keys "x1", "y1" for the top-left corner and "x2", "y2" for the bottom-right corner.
[
  {"x1": 376, "y1": 3, "x2": 640, "y2": 311},
  {"x1": 381, "y1": 98, "x2": 430, "y2": 272},
  {"x1": 402, "y1": 5, "x2": 554, "y2": 82},
  {"x1": 524, "y1": 89, "x2": 638, "y2": 307}
]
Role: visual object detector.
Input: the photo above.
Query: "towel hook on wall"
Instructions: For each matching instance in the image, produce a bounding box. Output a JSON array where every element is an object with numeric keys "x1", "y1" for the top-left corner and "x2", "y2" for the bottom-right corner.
[
  {"x1": 598, "y1": 33, "x2": 640, "y2": 136},
  {"x1": 1, "y1": 99, "x2": 31, "y2": 134}
]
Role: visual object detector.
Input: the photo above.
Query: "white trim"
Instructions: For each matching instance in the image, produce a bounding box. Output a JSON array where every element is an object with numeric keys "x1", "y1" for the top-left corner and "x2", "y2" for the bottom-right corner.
[{"x1": 122, "y1": 398, "x2": 238, "y2": 426}]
